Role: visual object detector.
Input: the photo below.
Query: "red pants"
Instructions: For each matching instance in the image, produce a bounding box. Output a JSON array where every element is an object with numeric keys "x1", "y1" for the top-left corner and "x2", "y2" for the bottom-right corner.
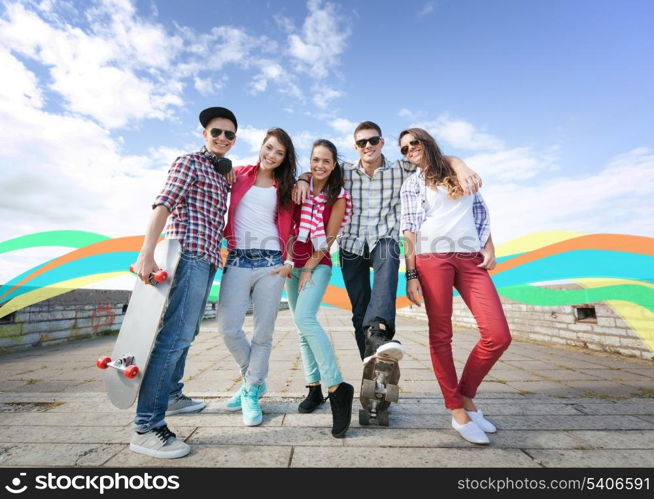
[{"x1": 416, "y1": 253, "x2": 511, "y2": 409}]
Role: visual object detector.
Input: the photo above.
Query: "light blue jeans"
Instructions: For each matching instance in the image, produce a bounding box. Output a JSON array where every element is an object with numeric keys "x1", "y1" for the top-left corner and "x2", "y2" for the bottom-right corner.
[
  {"x1": 217, "y1": 249, "x2": 285, "y2": 386},
  {"x1": 135, "y1": 252, "x2": 216, "y2": 433},
  {"x1": 286, "y1": 265, "x2": 343, "y2": 388}
]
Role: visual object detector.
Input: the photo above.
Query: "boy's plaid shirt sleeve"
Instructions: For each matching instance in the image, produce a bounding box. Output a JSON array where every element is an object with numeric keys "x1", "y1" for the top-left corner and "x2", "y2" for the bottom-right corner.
[
  {"x1": 153, "y1": 156, "x2": 195, "y2": 211},
  {"x1": 473, "y1": 193, "x2": 491, "y2": 248},
  {"x1": 400, "y1": 173, "x2": 424, "y2": 233}
]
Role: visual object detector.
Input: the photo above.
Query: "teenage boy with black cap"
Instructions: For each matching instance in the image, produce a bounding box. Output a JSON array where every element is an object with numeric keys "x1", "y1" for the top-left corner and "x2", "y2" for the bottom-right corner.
[{"x1": 129, "y1": 106, "x2": 237, "y2": 459}]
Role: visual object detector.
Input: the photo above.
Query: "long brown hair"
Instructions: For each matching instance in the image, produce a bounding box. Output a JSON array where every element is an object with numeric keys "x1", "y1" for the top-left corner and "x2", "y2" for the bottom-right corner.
[
  {"x1": 262, "y1": 128, "x2": 297, "y2": 207},
  {"x1": 399, "y1": 128, "x2": 463, "y2": 199},
  {"x1": 311, "y1": 139, "x2": 344, "y2": 203}
]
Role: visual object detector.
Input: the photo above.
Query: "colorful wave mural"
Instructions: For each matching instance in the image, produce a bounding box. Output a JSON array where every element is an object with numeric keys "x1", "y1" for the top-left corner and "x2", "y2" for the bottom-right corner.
[{"x1": 1, "y1": 230, "x2": 652, "y2": 352}]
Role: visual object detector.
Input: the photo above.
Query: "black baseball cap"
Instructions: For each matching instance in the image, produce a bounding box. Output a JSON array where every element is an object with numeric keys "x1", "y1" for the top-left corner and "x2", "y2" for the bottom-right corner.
[{"x1": 199, "y1": 107, "x2": 238, "y2": 130}]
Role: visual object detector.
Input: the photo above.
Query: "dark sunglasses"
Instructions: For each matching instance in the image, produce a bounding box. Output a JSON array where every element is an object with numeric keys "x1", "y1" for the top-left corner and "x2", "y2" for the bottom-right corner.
[
  {"x1": 209, "y1": 128, "x2": 236, "y2": 141},
  {"x1": 400, "y1": 139, "x2": 421, "y2": 156},
  {"x1": 355, "y1": 136, "x2": 381, "y2": 148}
]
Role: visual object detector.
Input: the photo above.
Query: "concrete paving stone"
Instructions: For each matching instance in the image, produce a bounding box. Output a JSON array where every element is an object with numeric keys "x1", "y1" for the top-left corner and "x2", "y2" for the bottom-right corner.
[
  {"x1": 343, "y1": 428, "x2": 469, "y2": 448},
  {"x1": 574, "y1": 401, "x2": 654, "y2": 415},
  {"x1": 475, "y1": 381, "x2": 524, "y2": 394},
  {"x1": 463, "y1": 402, "x2": 582, "y2": 417},
  {"x1": 624, "y1": 368, "x2": 654, "y2": 379},
  {"x1": 526, "y1": 449, "x2": 654, "y2": 467},
  {"x1": 189, "y1": 426, "x2": 343, "y2": 447},
  {"x1": 485, "y1": 369, "x2": 551, "y2": 382},
  {"x1": 502, "y1": 360, "x2": 564, "y2": 370},
  {"x1": 490, "y1": 415, "x2": 654, "y2": 431},
  {"x1": 536, "y1": 369, "x2": 606, "y2": 382},
  {"x1": 1, "y1": 412, "x2": 134, "y2": 427},
  {"x1": 162, "y1": 413, "x2": 284, "y2": 427},
  {"x1": 290, "y1": 446, "x2": 539, "y2": 468},
  {"x1": 488, "y1": 430, "x2": 588, "y2": 449},
  {"x1": 561, "y1": 381, "x2": 642, "y2": 397},
  {"x1": 0, "y1": 443, "x2": 123, "y2": 466},
  {"x1": 7, "y1": 380, "x2": 87, "y2": 393},
  {"x1": 398, "y1": 380, "x2": 439, "y2": 393},
  {"x1": 573, "y1": 368, "x2": 647, "y2": 382},
  {"x1": 46, "y1": 400, "x2": 126, "y2": 414},
  {"x1": 103, "y1": 444, "x2": 292, "y2": 467},
  {"x1": 637, "y1": 415, "x2": 654, "y2": 424},
  {"x1": 0, "y1": 381, "x2": 29, "y2": 391},
  {"x1": 400, "y1": 368, "x2": 437, "y2": 381},
  {"x1": 0, "y1": 426, "x2": 196, "y2": 444},
  {"x1": 504, "y1": 380, "x2": 582, "y2": 397},
  {"x1": 568, "y1": 430, "x2": 654, "y2": 449},
  {"x1": 284, "y1": 412, "x2": 450, "y2": 429}
]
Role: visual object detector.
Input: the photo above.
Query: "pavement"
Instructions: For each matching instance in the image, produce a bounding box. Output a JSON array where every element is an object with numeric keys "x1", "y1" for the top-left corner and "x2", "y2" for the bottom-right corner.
[{"x1": 1, "y1": 308, "x2": 653, "y2": 468}]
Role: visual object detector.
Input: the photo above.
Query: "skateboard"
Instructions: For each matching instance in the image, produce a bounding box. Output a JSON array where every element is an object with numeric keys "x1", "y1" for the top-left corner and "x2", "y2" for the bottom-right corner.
[
  {"x1": 358, "y1": 353, "x2": 400, "y2": 426},
  {"x1": 96, "y1": 239, "x2": 181, "y2": 409}
]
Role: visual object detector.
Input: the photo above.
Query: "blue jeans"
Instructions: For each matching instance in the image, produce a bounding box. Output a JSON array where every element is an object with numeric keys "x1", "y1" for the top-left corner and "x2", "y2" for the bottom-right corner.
[
  {"x1": 135, "y1": 252, "x2": 216, "y2": 433},
  {"x1": 339, "y1": 238, "x2": 400, "y2": 359},
  {"x1": 286, "y1": 265, "x2": 343, "y2": 388}
]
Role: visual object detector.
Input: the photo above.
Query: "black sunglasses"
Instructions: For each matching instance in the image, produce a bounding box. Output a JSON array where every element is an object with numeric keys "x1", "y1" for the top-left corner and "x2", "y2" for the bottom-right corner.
[
  {"x1": 400, "y1": 139, "x2": 421, "y2": 156},
  {"x1": 355, "y1": 136, "x2": 381, "y2": 148},
  {"x1": 209, "y1": 128, "x2": 236, "y2": 141}
]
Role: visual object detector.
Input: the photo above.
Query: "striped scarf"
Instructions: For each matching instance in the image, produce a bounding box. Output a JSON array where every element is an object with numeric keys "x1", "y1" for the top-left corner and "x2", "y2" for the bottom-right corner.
[{"x1": 297, "y1": 180, "x2": 352, "y2": 251}]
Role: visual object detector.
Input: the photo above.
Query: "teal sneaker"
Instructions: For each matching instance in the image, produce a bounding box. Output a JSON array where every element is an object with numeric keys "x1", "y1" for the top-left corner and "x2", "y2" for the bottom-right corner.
[
  {"x1": 241, "y1": 383, "x2": 263, "y2": 426},
  {"x1": 226, "y1": 381, "x2": 267, "y2": 412}
]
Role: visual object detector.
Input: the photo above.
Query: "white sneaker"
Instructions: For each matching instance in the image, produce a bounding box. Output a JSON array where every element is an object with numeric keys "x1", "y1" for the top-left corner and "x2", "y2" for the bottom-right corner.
[
  {"x1": 129, "y1": 426, "x2": 191, "y2": 459},
  {"x1": 376, "y1": 341, "x2": 405, "y2": 362},
  {"x1": 451, "y1": 418, "x2": 490, "y2": 445},
  {"x1": 466, "y1": 409, "x2": 497, "y2": 433}
]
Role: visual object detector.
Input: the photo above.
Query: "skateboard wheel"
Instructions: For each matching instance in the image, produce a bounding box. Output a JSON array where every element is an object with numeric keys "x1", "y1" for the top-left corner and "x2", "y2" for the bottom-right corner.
[
  {"x1": 386, "y1": 384, "x2": 399, "y2": 403},
  {"x1": 96, "y1": 356, "x2": 111, "y2": 369},
  {"x1": 359, "y1": 408, "x2": 371, "y2": 426},
  {"x1": 153, "y1": 270, "x2": 168, "y2": 283},
  {"x1": 377, "y1": 410, "x2": 389, "y2": 426},
  {"x1": 124, "y1": 366, "x2": 140, "y2": 378},
  {"x1": 361, "y1": 379, "x2": 376, "y2": 399},
  {"x1": 129, "y1": 265, "x2": 135, "y2": 273}
]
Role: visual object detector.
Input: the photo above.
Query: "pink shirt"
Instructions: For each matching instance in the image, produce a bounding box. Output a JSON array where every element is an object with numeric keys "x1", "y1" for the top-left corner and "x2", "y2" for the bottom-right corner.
[{"x1": 223, "y1": 164, "x2": 294, "y2": 261}]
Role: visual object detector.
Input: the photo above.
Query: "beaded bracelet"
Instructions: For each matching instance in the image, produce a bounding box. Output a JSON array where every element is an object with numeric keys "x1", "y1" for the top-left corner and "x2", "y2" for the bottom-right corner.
[{"x1": 405, "y1": 269, "x2": 419, "y2": 280}]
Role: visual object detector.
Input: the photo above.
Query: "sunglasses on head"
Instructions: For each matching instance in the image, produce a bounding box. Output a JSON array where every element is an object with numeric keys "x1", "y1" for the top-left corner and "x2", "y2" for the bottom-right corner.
[
  {"x1": 209, "y1": 128, "x2": 236, "y2": 141},
  {"x1": 400, "y1": 139, "x2": 421, "y2": 156},
  {"x1": 355, "y1": 136, "x2": 381, "y2": 148}
]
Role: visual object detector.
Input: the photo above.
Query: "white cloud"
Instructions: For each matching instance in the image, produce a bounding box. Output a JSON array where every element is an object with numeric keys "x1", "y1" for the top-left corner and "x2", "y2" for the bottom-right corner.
[
  {"x1": 464, "y1": 147, "x2": 556, "y2": 181},
  {"x1": 312, "y1": 84, "x2": 343, "y2": 109},
  {"x1": 329, "y1": 118, "x2": 357, "y2": 134},
  {"x1": 418, "y1": 2, "x2": 436, "y2": 17},
  {"x1": 288, "y1": 0, "x2": 351, "y2": 79},
  {"x1": 414, "y1": 114, "x2": 505, "y2": 151},
  {"x1": 484, "y1": 148, "x2": 654, "y2": 243}
]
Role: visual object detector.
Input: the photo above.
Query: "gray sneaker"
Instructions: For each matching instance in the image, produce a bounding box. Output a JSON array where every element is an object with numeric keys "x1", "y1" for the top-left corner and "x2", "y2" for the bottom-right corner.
[
  {"x1": 129, "y1": 426, "x2": 191, "y2": 459},
  {"x1": 166, "y1": 394, "x2": 206, "y2": 416}
]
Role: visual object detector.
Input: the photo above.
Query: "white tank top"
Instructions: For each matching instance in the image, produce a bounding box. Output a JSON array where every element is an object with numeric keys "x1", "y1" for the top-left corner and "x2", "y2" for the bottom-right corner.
[
  {"x1": 416, "y1": 186, "x2": 481, "y2": 254},
  {"x1": 234, "y1": 186, "x2": 281, "y2": 251}
]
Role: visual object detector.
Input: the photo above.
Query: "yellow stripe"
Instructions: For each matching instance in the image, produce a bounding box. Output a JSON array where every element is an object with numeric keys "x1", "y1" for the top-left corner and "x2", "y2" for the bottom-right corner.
[{"x1": 0, "y1": 273, "x2": 125, "y2": 320}]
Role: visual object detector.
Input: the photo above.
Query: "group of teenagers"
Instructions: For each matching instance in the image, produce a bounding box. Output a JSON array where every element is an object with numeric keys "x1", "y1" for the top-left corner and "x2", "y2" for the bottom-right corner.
[{"x1": 129, "y1": 106, "x2": 512, "y2": 459}]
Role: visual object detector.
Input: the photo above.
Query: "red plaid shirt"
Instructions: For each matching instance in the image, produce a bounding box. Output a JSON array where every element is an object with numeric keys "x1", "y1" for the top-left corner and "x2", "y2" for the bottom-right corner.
[{"x1": 153, "y1": 147, "x2": 230, "y2": 266}]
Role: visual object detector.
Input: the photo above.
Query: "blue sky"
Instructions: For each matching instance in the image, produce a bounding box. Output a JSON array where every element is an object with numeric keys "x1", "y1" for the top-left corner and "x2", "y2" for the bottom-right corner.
[{"x1": 1, "y1": 0, "x2": 653, "y2": 282}]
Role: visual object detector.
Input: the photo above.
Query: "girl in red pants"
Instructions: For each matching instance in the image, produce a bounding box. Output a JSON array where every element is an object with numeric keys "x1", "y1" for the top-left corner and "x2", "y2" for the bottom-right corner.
[{"x1": 399, "y1": 128, "x2": 511, "y2": 445}]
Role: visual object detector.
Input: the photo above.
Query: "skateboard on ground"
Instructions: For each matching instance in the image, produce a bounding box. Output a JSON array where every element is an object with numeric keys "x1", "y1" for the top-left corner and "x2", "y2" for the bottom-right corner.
[
  {"x1": 358, "y1": 353, "x2": 400, "y2": 426},
  {"x1": 96, "y1": 239, "x2": 181, "y2": 409}
]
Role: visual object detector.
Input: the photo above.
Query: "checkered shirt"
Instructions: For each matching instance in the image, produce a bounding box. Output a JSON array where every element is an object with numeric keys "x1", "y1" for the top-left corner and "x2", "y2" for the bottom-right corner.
[
  {"x1": 400, "y1": 170, "x2": 490, "y2": 248},
  {"x1": 153, "y1": 147, "x2": 230, "y2": 266},
  {"x1": 338, "y1": 156, "x2": 417, "y2": 255}
]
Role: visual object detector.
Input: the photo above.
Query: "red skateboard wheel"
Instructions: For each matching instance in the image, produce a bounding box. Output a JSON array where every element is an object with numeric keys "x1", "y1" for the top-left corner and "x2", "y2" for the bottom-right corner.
[
  {"x1": 129, "y1": 265, "x2": 136, "y2": 273},
  {"x1": 96, "y1": 356, "x2": 112, "y2": 369},
  {"x1": 124, "y1": 366, "x2": 140, "y2": 378},
  {"x1": 152, "y1": 270, "x2": 168, "y2": 282}
]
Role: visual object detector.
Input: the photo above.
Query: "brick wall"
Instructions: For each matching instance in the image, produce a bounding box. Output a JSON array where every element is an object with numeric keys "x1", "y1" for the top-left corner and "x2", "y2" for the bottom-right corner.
[
  {"x1": 397, "y1": 284, "x2": 653, "y2": 361},
  {"x1": 0, "y1": 290, "x2": 218, "y2": 354}
]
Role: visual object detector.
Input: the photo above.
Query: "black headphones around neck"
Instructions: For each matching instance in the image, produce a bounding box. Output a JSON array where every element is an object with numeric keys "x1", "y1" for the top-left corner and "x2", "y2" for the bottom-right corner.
[{"x1": 204, "y1": 149, "x2": 232, "y2": 175}]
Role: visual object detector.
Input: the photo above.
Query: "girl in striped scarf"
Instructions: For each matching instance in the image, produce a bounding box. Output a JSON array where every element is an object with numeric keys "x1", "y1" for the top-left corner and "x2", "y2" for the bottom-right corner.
[{"x1": 286, "y1": 139, "x2": 355, "y2": 438}]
